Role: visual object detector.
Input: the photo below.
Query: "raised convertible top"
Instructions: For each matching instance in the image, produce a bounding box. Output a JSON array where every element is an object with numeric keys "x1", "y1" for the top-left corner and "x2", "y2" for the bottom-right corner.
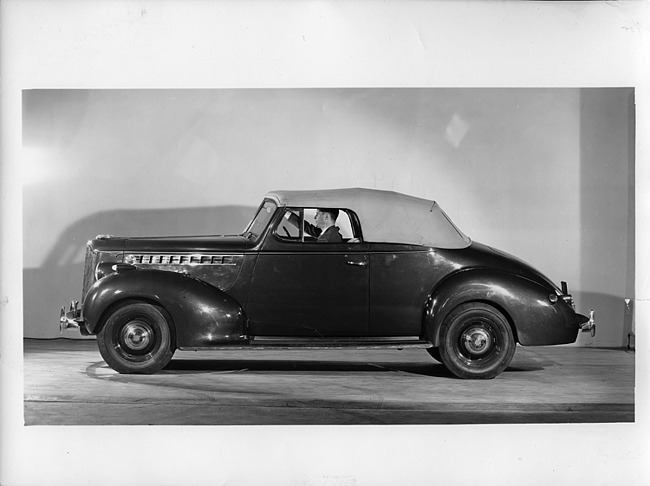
[{"x1": 265, "y1": 188, "x2": 471, "y2": 249}]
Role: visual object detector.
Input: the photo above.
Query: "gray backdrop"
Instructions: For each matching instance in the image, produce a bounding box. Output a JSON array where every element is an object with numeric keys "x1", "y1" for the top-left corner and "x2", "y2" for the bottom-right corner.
[{"x1": 22, "y1": 88, "x2": 634, "y2": 346}]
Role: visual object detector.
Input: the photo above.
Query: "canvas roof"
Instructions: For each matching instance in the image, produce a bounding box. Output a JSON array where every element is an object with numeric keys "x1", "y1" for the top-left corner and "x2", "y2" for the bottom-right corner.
[{"x1": 265, "y1": 188, "x2": 471, "y2": 248}]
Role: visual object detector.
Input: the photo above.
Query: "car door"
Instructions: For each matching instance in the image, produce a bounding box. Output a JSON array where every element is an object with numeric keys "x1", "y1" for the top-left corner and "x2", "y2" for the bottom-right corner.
[
  {"x1": 246, "y1": 208, "x2": 369, "y2": 337},
  {"x1": 368, "y1": 244, "x2": 438, "y2": 337}
]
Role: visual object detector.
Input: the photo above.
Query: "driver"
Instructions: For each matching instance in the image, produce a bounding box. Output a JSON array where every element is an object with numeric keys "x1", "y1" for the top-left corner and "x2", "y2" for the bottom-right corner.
[
  {"x1": 287, "y1": 208, "x2": 343, "y2": 243},
  {"x1": 311, "y1": 208, "x2": 343, "y2": 243}
]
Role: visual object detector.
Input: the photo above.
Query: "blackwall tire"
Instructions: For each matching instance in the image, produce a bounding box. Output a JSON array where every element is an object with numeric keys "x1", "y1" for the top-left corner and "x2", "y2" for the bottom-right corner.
[
  {"x1": 439, "y1": 302, "x2": 515, "y2": 379},
  {"x1": 97, "y1": 302, "x2": 175, "y2": 374}
]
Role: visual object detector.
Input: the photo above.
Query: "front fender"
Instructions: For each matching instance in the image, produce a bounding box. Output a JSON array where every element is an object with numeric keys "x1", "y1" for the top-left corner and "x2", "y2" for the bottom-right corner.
[
  {"x1": 423, "y1": 269, "x2": 580, "y2": 346},
  {"x1": 83, "y1": 269, "x2": 247, "y2": 347}
]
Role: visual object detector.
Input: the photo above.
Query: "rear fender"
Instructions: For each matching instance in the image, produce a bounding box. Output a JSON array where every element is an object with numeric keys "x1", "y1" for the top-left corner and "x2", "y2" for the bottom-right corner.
[
  {"x1": 83, "y1": 268, "x2": 247, "y2": 347},
  {"x1": 423, "y1": 269, "x2": 579, "y2": 346}
]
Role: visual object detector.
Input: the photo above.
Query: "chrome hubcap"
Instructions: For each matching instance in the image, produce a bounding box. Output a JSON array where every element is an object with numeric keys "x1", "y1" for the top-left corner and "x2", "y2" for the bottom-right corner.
[
  {"x1": 461, "y1": 326, "x2": 493, "y2": 357},
  {"x1": 121, "y1": 320, "x2": 152, "y2": 351}
]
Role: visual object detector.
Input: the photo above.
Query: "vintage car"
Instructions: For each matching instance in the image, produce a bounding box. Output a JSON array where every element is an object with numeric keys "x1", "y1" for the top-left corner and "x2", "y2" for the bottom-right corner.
[{"x1": 60, "y1": 188, "x2": 595, "y2": 379}]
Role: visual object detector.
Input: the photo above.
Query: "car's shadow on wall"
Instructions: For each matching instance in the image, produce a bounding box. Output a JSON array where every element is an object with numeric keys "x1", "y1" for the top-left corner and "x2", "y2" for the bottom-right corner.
[{"x1": 23, "y1": 205, "x2": 256, "y2": 338}]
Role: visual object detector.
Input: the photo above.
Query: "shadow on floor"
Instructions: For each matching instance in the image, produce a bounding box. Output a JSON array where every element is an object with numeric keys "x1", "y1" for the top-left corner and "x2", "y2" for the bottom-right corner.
[
  {"x1": 159, "y1": 358, "x2": 543, "y2": 377},
  {"x1": 162, "y1": 358, "x2": 454, "y2": 377}
]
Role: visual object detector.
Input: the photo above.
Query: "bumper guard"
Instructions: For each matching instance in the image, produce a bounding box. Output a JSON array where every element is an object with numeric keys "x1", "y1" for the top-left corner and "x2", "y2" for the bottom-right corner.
[
  {"x1": 578, "y1": 309, "x2": 596, "y2": 337},
  {"x1": 59, "y1": 301, "x2": 83, "y2": 333}
]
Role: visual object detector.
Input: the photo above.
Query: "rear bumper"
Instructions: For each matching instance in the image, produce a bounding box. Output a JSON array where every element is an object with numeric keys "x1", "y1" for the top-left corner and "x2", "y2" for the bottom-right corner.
[
  {"x1": 577, "y1": 309, "x2": 596, "y2": 337},
  {"x1": 559, "y1": 281, "x2": 595, "y2": 338}
]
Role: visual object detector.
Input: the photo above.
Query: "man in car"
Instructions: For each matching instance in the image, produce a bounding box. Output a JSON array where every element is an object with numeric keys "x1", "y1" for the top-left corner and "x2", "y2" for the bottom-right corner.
[
  {"x1": 286, "y1": 208, "x2": 343, "y2": 243},
  {"x1": 312, "y1": 209, "x2": 343, "y2": 243}
]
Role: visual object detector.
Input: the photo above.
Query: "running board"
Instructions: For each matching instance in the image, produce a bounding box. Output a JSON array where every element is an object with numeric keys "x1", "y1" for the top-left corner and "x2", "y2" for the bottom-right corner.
[{"x1": 179, "y1": 337, "x2": 432, "y2": 351}]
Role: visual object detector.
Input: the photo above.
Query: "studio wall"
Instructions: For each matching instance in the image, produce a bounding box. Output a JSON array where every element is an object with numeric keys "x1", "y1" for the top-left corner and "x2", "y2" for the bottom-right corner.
[{"x1": 22, "y1": 88, "x2": 634, "y2": 345}]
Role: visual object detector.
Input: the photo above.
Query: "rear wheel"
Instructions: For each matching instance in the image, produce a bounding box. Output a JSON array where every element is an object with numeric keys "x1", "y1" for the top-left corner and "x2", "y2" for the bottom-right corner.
[
  {"x1": 439, "y1": 302, "x2": 515, "y2": 379},
  {"x1": 97, "y1": 302, "x2": 175, "y2": 374}
]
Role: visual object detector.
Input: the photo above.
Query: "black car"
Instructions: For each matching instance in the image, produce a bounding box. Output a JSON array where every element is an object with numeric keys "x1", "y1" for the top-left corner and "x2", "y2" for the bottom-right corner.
[{"x1": 60, "y1": 188, "x2": 594, "y2": 379}]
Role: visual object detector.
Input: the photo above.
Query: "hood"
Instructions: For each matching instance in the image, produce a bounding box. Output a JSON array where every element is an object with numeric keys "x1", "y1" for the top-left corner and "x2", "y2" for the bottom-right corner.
[
  {"x1": 123, "y1": 234, "x2": 256, "y2": 252},
  {"x1": 88, "y1": 235, "x2": 127, "y2": 252}
]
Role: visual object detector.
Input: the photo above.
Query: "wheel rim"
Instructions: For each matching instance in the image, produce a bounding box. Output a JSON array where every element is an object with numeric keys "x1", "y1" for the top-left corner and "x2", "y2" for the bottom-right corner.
[
  {"x1": 120, "y1": 320, "x2": 153, "y2": 352},
  {"x1": 460, "y1": 325, "x2": 494, "y2": 357},
  {"x1": 114, "y1": 316, "x2": 161, "y2": 361},
  {"x1": 454, "y1": 318, "x2": 501, "y2": 363}
]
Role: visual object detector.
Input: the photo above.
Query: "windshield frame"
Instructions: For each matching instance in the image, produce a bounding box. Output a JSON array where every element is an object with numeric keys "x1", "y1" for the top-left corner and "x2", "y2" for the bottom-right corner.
[{"x1": 243, "y1": 199, "x2": 278, "y2": 241}]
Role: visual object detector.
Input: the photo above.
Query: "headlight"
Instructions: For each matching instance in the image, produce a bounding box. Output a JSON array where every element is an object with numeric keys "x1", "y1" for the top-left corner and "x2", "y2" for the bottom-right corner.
[{"x1": 94, "y1": 262, "x2": 116, "y2": 281}]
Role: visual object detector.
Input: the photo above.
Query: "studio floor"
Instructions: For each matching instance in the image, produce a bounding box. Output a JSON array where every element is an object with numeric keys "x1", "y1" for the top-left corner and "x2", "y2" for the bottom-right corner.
[{"x1": 23, "y1": 339, "x2": 635, "y2": 425}]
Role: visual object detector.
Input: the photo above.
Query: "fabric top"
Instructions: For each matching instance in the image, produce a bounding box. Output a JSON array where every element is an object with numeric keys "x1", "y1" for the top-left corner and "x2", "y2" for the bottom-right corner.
[{"x1": 265, "y1": 188, "x2": 471, "y2": 248}]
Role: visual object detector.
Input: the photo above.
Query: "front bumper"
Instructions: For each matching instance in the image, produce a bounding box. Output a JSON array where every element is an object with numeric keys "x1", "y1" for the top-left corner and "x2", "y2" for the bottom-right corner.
[{"x1": 59, "y1": 301, "x2": 89, "y2": 335}]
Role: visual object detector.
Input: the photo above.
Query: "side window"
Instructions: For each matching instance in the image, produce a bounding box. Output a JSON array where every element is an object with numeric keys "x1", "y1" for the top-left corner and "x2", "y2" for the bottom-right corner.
[
  {"x1": 276, "y1": 209, "x2": 302, "y2": 241},
  {"x1": 335, "y1": 211, "x2": 354, "y2": 240},
  {"x1": 303, "y1": 208, "x2": 355, "y2": 240},
  {"x1": 275, "y1": 207, "x2": 361, "y2": 243}
]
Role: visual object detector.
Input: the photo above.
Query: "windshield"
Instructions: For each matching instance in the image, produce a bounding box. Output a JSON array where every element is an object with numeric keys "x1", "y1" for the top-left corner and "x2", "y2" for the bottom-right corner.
[{"x1": 243, "y1": 200, "x2": 277, "y2": 240}]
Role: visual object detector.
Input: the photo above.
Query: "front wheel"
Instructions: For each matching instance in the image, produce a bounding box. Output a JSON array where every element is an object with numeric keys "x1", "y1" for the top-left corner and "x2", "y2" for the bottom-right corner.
[
  {"x1": 97, "y1": 302, "x2": 175, "y2": 374},
  {"x1": 439, "y1": 302, "x2": 515, "y2": 379}
]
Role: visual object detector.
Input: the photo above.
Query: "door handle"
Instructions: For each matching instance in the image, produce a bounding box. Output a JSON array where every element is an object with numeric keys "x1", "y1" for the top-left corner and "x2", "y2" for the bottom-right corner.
[{"x1": 346, "y1": 260, "x2": 367, "y2": 267}]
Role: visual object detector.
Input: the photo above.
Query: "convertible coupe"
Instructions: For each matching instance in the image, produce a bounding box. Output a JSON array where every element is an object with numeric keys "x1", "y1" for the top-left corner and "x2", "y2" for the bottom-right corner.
[{"x1": 60, "y1": 188, "x2": 594, "y2": 379}]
